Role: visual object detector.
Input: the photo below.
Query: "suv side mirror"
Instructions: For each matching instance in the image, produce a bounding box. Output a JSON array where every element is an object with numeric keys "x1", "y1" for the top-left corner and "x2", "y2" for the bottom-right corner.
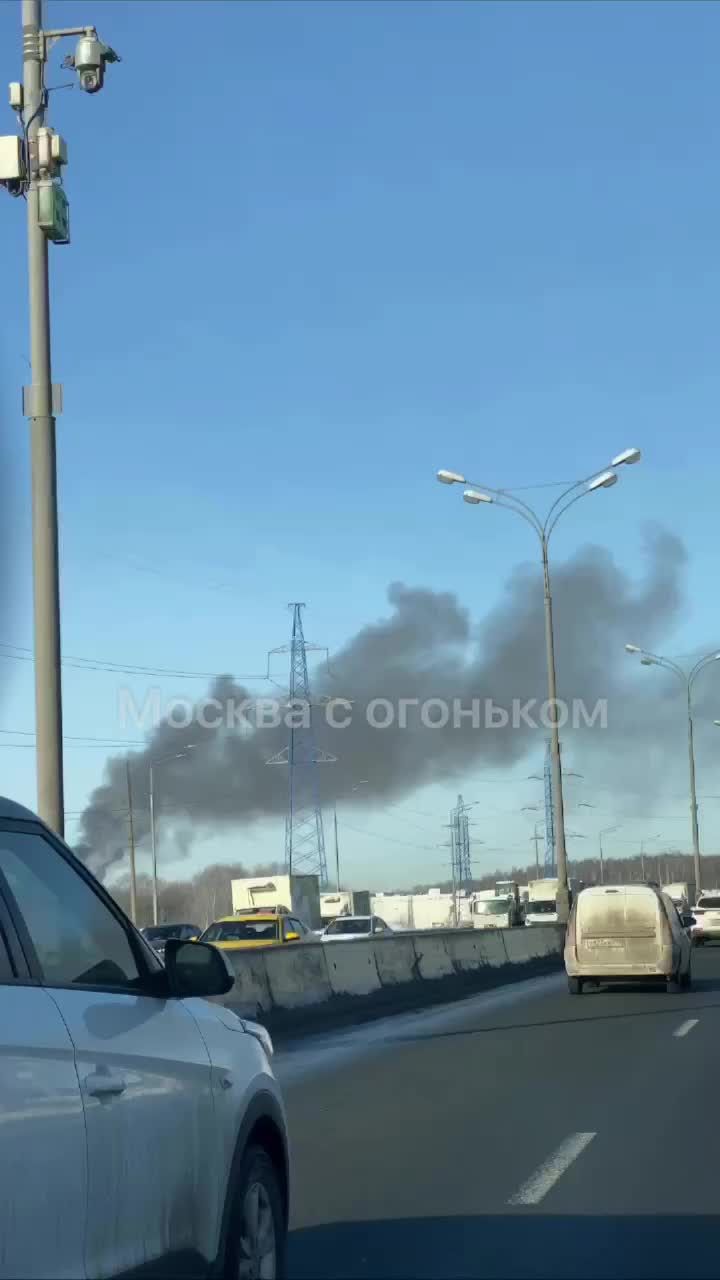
[{"x1": 163, "y1": 939, "x2": 234, "y2": 998}]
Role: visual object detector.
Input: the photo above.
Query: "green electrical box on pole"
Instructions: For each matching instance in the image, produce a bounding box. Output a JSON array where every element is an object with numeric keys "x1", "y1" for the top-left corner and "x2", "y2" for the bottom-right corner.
[{"x1": 38, "y1": 183, "x2": 70, "y2": 244}]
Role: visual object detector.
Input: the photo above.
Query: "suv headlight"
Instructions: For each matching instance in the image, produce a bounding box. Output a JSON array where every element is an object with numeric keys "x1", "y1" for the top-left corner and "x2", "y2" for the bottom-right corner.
[{"x1": 243, "y1": 1020, "x2": 274, "y2": 1060}]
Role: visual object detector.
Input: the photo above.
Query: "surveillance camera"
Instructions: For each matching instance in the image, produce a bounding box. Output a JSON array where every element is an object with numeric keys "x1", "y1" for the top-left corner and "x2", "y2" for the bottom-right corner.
[
  {"x1": 64, "y1": 33, "x2": 121, "y2": 95},
  {"x1": 74, "y1": 35, "x2": 105, "y2": 93}
]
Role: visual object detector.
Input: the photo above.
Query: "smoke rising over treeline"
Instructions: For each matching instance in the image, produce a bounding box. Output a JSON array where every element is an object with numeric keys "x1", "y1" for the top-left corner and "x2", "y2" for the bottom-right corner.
[{"x1": 77, "y1": 527, "x2": 715, "y2": 882}]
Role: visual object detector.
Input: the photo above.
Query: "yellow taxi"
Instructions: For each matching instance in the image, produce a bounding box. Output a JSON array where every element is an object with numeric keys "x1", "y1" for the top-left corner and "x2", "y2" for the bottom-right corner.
[{"x1": 198, "y1": 907, "x2": 311, "y2": 951}]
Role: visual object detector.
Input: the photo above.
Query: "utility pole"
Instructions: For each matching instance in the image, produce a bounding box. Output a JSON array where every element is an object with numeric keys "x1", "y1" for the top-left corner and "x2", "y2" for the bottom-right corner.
[
  {"x1": 333, "y1": 804, "x2": 340, "y2": 892},
  {"x1": 531, "y1": 824, "x2": 541, "y2": 879},
  {"x1": 149, "y1": 762, "x2": 158, "y2": 926},
  {"x1": 1, "y1": 6, "x2": 120, "y2": 834},
  {"x1": 23, "y1": 0, "x2": 63, "y2": 835},
  {"x1": 125, "y1": 759, "x2": 137, "y2": 923}
]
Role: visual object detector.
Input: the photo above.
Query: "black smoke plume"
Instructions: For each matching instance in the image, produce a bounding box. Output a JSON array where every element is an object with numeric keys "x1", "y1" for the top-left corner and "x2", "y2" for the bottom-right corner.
[{"x1": 77, "y1": 527, "x2": 703, "y2": 880}]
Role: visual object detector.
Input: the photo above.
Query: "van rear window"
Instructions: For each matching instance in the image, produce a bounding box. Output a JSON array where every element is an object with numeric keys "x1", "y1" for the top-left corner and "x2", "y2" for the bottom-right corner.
[{"x1": 578, "y1": 892, "x2": 657, "y2": 937}]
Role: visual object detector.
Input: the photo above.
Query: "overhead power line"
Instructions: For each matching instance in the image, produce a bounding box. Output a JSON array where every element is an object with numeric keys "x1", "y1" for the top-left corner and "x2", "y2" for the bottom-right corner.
[
  {"x1": 0, "y1": 728, "x2": 145, "y2": 745},
  {"x1": 0, "y1": 642, "x2": 267, "y2": 682}
]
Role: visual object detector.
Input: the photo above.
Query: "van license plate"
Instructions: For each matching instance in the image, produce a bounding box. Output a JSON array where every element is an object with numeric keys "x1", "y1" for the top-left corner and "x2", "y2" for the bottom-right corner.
[{"x1": 585, "y1": 938, "x2": 624, "y2": 949}]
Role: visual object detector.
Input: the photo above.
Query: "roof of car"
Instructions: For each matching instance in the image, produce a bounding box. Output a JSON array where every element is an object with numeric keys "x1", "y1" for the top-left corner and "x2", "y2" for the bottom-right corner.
[
  {"x1": 212, "y1": 914, "x2": 279, "y2": 924},
  {"x1": 580, "y1": 884, "x2": 660, "y2": 896},
  {"x1": 0, "y1": 796, "x2": 46, "y2": 823}
]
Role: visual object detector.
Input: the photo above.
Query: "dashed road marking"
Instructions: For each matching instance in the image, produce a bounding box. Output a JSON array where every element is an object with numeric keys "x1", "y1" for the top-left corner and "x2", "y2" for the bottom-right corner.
[
  {"x1": 508, "y1": 1132, "x2": 596, "y2": 1206},
  {"x1": 673, "y1": 1019, "x2": 698, "y2": 1038}
]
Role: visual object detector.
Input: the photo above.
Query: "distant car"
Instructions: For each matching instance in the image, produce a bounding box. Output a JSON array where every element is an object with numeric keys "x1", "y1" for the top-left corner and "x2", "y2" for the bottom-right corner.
[
  {"x1": 140, "y1": 921, "x2": 200, "y2": 961},
  {"x1": 565, "y1": 883, "x2": 692, "y2": 994},
  {"x1": 690, "y1": 893, "x2": 720, "y2": 945},
  {"x1": 0, "y1": 796, "x2": 289, "y2": 1279},
  {"x1": 199, "y1": 909, "x2": 311, "y2": 951},
  {"x1": 321, "y1": 915, "x2": 393, "y2": 940}
]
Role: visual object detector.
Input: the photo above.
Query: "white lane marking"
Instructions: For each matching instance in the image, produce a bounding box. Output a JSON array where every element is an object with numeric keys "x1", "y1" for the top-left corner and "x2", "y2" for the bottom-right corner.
[
  {"x1": 508, "y1": 1132, "x2": 596, "y2": 1206},
  {"x1": 673, "y1": 1018, "x2": 698, "y2": 1038}
]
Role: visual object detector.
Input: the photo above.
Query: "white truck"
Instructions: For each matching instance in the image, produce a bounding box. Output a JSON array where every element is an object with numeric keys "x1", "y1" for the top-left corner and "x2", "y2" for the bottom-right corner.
[
  {"x1": 525, "y1": 877, "x2": 560, "y2": 925},
  {"x1": 471, "y1": 882, "x2": 523, "y2": 930},
  {"x1": 320, "y1": 890, "x2": 372, "y2": 924},
  {"x1": 471, "y1": 894, "x2": 516, "y2": 930},
  {"x1": 230, "y1": 874, "x2": 321, "y2": 930}
]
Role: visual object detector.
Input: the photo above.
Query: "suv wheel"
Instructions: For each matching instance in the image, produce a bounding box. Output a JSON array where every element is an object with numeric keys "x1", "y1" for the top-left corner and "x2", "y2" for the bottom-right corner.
[{"x1": 226, "y1": 1145, "x2": 287, "y2": 1280}]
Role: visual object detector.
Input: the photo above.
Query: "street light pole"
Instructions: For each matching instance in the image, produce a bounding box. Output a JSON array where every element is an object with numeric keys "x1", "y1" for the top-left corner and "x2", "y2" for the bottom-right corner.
[
  {"x1": 148, "y1": 748, "x2": 194, "y2": 926},
  {"x1": 540, "y1": 535, "x2": 569, "y2": 909},
  {"x1": 532, "y1": 823, "x2": 541, "y2": 878},
  {"x1": 597, "y1": 826, "x2": 620, "y2": 885},
  {"x1": 687, "y1": 685, "x2": 700, "y2": 881},
  {"x1": 23, "y1": 0, "x2": 64, "y2": 836},
  {"x1": 12, "y1": 5, "x2": 121, "y2": 834},
  {"x1": 333, "y1": 803, "x2": 340, "y2": 892},
  {"x1": 332, "y1": 780, "x2": 368, "y2": 897},
  {"x1": 439, "y1": 447, "x2": 641, "y2": 923},
  {"x1": 149, "y1": 762, "x2": 158, "y2": 926},
  {"x1": 626, "y1": 645, "x2": 720, "y2": 894},
  {"x1": 125, "y1": 759, "x2": 137, "y2": 923}
]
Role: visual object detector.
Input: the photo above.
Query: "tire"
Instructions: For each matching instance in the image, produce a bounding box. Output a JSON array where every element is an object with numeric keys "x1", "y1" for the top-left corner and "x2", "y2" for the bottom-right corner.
[
  {"x1": 667, "y1": 976, "x2": 682, "y2": 994},
  {"x1": 225, "y1": 1144, "x2": 287, "y2": 1280},
  {"x1": 567, "y1": 976, "x2": 582, "y2": 995}
]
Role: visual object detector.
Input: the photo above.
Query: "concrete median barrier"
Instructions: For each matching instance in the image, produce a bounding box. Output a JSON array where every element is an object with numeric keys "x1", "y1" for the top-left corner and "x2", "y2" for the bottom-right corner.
[
  {"x1": 373, "y1": 935, "x2": 417, "y2": 986},
  {"x1": 262, "y1": 942, "x2": 333, "y2": 1010},
  {"x1": 223, "y1": 948, "x2": 274, "y2": 1019},
  {"x1": 445, "y1": 931, "x2": 502, "y2": 973},
  {"x1": 411, "y1": 934, "x2": 455, "y2": 980},
  {"x1": 222, "y1": 923, "x2": 563, "y2": 1039},
  {"x1": 325, "y1": 942, "x2": 382, "y2": 997}
]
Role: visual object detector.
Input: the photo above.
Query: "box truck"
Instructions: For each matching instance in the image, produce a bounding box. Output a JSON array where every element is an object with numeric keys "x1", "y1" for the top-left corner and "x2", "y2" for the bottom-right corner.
[
  {"x1": 525, "y1": 878, "x2": 560, "y2": 925},
  {"x1": 320, "y1": 890, "x2": 372, "y2": 923},
  {"x1": 230, "y1": 874, "x2": 321, "y2": 930}
]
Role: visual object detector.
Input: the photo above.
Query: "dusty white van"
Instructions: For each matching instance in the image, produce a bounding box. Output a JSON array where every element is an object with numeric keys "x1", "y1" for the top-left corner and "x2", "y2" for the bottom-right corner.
[{"x1": 564, "y1": 884, "x2": 693, "y2": 994}]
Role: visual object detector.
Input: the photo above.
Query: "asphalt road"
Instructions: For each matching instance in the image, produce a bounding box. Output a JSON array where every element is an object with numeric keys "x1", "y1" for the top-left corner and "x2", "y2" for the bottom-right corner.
[{"x1": 277, "y1": 945, "x2": 720, "y2": 1279}]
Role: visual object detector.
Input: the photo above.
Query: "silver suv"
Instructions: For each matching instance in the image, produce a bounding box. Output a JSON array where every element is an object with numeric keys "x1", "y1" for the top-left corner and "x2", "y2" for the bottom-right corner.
[{"x1": 0, "y1": 797, "x2": 289, "y2": 1279}]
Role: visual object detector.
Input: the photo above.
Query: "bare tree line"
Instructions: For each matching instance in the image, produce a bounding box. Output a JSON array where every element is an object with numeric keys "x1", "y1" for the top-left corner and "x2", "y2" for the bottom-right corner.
[
  {"x1": 106, "y1": 848, "x2": 720, "y2": 931},
  {"x1": 109, "y1": 859, "x2": 283, "y2": 930},
  {"x1": 412, "y1": 850, "x2": 720, "y2": 895}
]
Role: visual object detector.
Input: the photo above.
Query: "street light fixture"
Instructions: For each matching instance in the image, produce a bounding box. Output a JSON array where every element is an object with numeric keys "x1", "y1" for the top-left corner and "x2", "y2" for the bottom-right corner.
[
  {"x1": 149, "y1": 747, "x2": 194, "y2": 925},
  {"x1": 625, "y1": 645, "x2": 720, "y2": 893},
  {"x1": 587, "y1": 471, "x2": 618, "y2": 491},
  {"x1": 439, "y1": 448, "x2": 641, "y2": 922}
]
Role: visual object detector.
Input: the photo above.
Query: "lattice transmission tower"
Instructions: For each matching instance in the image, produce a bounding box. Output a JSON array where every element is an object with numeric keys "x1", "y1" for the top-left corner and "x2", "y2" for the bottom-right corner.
[
  {"x1": 451, "y1": 793, "x2": 473, "y2": 891},
  {"x1": 267, "y1": 603, "x2": 334, "y2": 883}
]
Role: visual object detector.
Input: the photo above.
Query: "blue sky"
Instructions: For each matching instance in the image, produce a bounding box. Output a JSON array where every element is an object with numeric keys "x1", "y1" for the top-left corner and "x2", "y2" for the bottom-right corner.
[{"x1": 2, "y1": 0, "x2": 720, "y2": 890}]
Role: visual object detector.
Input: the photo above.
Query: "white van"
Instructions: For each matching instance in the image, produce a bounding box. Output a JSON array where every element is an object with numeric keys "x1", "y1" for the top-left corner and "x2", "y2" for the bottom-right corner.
[{"x1": 564, "y1": 884, "x2": 693, "y2": 994}]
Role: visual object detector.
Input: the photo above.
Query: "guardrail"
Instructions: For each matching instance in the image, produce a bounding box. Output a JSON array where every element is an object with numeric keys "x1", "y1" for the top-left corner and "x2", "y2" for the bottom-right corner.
[{"x1": 221, "y1": 923, "x2": 563, "y2": 1037}]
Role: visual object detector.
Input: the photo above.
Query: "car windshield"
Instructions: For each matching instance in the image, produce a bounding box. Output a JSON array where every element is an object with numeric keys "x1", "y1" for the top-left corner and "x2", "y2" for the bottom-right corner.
[
  {"x1": 474, "y1": 900, "x2": 509, "y2": 916},
  {"x1": 698, "y1": 897, "x2": 720, "y2": 909},
  {"x1": 202, "y1": 920, "x2": 278, "y2": 942},
  {"x1": 326, "y1": 918, "x2": 371, "y2": 935},
  {"x1": 143, "y1": 924, "x2": 197, "y2": 942}
]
